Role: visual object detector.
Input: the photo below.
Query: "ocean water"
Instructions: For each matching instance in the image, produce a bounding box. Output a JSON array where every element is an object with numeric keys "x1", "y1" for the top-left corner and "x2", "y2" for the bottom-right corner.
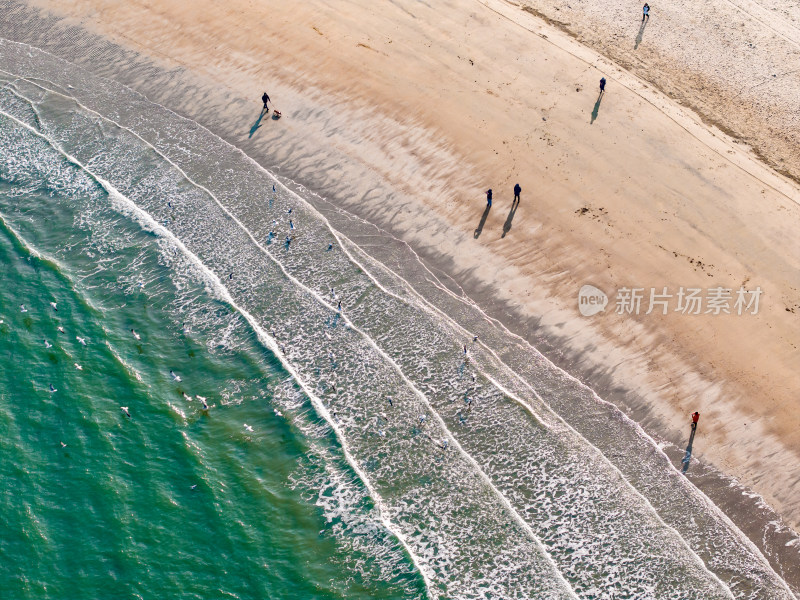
[{"x1": 0, "y1": 39, "x2": 796, "y2": 599}]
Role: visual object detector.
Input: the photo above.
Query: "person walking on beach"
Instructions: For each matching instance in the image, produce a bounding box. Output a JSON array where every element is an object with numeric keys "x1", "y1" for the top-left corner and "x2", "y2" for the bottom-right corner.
[
  {"x1": 513, "y1": 183, "x2": 521, "y2": 203},
  {"x1": 599, "y1": 77, "x2": 606, "y2": 94},
  {"x1": 691, "y1": 411, "x2": 700, "y2": 430},
  {"x1": 486, "y1": 188, "x2": 492, "y2": 207},
  {"x1": 642, "y1": 3, "x2": 650, "y2": 22},
  {"x1": 261, "y1": 92, "x2": 271, "y2": 111}
]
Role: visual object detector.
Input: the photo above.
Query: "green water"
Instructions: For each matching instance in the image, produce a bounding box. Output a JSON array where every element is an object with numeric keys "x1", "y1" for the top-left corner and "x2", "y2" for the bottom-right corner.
[
  {"x1": 0, "y1": 183, "x2": 424, "y2": 599},
  {"x1": 0, "y1": 33, "x2": 796, "y2": 600}
]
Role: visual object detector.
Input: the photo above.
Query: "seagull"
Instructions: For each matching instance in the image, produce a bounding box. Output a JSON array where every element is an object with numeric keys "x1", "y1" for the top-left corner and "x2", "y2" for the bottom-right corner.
[
  {"x1": 20, "y1": 305, "x2": 27, "y2": 313},
  {"x1": 131, "y1": 329, "x2": 140, "y2": 340},
  {"x1": 74, "y1": 363, "x2": 82, "y2": 370},
  {"x1": 199, "y1": 397, "x2": 209, "y2": 411},
  {"x1": 121, "y1": 406, "x2": 131, "y2": 418},
  {"x1": 50, "y1": 302, "x2": 58, "y2": 311},
  {"x1": 243, "y1": 423, "x2": 254, "y2": 432},
  {"x1": 60, "y1": 441, "x2": 67, "y2": 448},
  {"x1": 183, "y1": 392, "x2": 193, "y2": 402},
  {"x1": 190, "y1": 484, "x2": 197, "y2": 490},
  {"x1": 274, "y1": 408, "x2": 283, "y2": 417},
  {"x1": 57, "y1": 326, "x2": 65, "y2": 333},
  {"x1": 44, "y1": 340, "x2": 53, "y2": 348},
  {"x1": 76, "y1": 336, "x2": 87, "y2": 345},
  {"x1": 170, "y1": 370, "x2": 181, "y2": 382},
  {"x1": 49, "y1": 384, "x2": 57, "y2": 393}
]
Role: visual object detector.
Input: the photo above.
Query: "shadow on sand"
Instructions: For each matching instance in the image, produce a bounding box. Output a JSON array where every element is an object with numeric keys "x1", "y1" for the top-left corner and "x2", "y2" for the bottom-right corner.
[
  {"x1": 249, "y1": 108, "x2": 269, "y2": 138},
  {"x1": 635, "y1": 19, "x2": 648, "y2": 49},
  {"x1": 474, "y1": 205, "x2": 491, "y2": 238},
  {"x1": 681, "y1": 424, "x2": 697, "y2": 474},
  {"x1": 590, "y1": 91, "x2": 604, "y2": 124},
  {"x1": 501, "y1": 200, "x2": 519, "y2": 238}
]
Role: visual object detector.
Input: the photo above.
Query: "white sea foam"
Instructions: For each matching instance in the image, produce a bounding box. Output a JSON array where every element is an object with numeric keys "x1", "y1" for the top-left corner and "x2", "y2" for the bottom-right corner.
[{"x1": 0, "y1": 46, "x2": 796, "y2": 598}]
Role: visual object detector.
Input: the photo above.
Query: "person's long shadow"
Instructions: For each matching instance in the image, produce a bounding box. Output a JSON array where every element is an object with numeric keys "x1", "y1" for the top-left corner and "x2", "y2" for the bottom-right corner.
[
  {"x1": 635, "y1": 19, "x2": 648, "y2": 49},
  {"x1": 249, "y1": 108, "x2": 268, "y2": 138},
  {"x1": 474, "y1": 205, "x2": 491, "y2": 238},
  {"x1": 501, "y1": 200, "x2": 519, "y2": 238},
  {"x1": 590, "y1": 91, "x2": 604, "y2": 124},
  {"x1": 681, "y1": 425, "x2": 697, "y2": 474}
]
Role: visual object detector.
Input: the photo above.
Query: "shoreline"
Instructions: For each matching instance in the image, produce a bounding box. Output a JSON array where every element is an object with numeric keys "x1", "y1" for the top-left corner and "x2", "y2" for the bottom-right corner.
[{"x1": 3, "y1": 0, "x2": 799, "y2": 587}]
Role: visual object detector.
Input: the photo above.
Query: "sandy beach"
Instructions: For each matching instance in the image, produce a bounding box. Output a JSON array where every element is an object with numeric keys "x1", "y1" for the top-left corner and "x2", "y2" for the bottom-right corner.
[{"x1": 4, "y1": 0, "x2": 800, "y2": 582}]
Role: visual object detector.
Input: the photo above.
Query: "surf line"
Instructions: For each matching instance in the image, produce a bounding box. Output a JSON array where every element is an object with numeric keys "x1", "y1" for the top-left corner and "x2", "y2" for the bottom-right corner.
[
  {"x1": 0, "y1": 92, "x2": 579, "y2": 597},
  {"x1": 2, "y1": 74, "x2": 773, "y2": 595},
  {"x1": 6, "y1": 68, "x2": 743, "y2": 590},
  {"x1": 0, "y1": 109, "x2": 439, "y2": 600},
  {"x1": 299, "y1": 204, "x2": 743, "y2": 595},
  {"x1": 309, "y1": 176, "x2": 779, "y2": 594},
  {"x1": 4, "y1": 76, "x2": 733, "y2": 591}
]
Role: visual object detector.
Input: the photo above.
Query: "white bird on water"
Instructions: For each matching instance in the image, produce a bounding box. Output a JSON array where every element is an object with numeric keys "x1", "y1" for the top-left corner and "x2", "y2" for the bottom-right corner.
[
  {"x1": 49, "y1": 384, "x2": 57, "y2": 393},
  {"x1": 170, "y1": 370, "x2": 181, "y2": 382},
  {"x1": 76, "y1": 336, "x2": 87, "y2": 345},
  {"x1": 57, "y1": 326, "x2": 65, "y2": 333},
  {"x1": 243, "y1": 423, "x2": 254, "y2": 432},
  {"x1": 131, "y1": 329, "x2": 141, "y2": 340},
  {"x1": 121, "y1": 406, "x2": 131, "y2": 418},
  {"x1": 44, "y1": 340, "x2": 53, "y2": 349},
  {"x1": 50, "y1": 302, "x2": 58, "y2": 311},
  {"x1": 198, "y1": 396, "x2": 209, "y2": 410},
  {"x1": 183, "y1": 392, "x2": 193, "y2": 402},
  {"x1": 74, "y1": 363, "x2": 82, "y2": 371},
  {"x1": 20, "y1": 305, "x2": 27, "y2": 313}
]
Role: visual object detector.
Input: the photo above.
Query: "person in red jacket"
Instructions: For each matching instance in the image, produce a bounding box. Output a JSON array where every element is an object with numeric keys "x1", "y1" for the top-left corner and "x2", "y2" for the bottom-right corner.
[{"x1": 691, "y1": 411, "x2": 700, "y2": 430}]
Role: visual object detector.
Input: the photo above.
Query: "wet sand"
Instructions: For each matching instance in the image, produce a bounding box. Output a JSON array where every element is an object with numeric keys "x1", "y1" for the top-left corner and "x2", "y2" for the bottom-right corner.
[{"x1": 5, "y1": 0, "x2": 800, "y2": 579}]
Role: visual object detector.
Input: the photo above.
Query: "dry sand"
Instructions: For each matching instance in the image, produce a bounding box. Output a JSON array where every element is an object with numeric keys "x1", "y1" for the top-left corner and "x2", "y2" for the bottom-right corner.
[{"x1": 9, "y1": 0, "x2": 800, "y2": 547}]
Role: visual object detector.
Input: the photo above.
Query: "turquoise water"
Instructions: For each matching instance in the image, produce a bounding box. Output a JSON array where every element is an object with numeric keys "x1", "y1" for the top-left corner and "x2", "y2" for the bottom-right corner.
[
  {"x1": 0, "y1": 158, "x2": 423, "y2": 600},
  {"x1": 0, "y1": 39, "x2": 796, "y2": 599}
]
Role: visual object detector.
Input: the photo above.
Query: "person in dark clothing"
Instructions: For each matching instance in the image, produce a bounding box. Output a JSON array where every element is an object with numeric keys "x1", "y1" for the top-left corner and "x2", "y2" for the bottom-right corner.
[
  {"x1": 600, "y1": 77, "x2": 606, "y2": 93},
  {"x1": 642, "y1": 3, "x2": 650, "y2": 22},
  {"x1": 261, "y1": 92, "x2": 271, "y2": 110},
  {"x1": 513, "y1": 183, "x2": 521, "y2": 203},
  {"x1": 486, "y1": 189, "x2": 492, "y2": 207}
]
